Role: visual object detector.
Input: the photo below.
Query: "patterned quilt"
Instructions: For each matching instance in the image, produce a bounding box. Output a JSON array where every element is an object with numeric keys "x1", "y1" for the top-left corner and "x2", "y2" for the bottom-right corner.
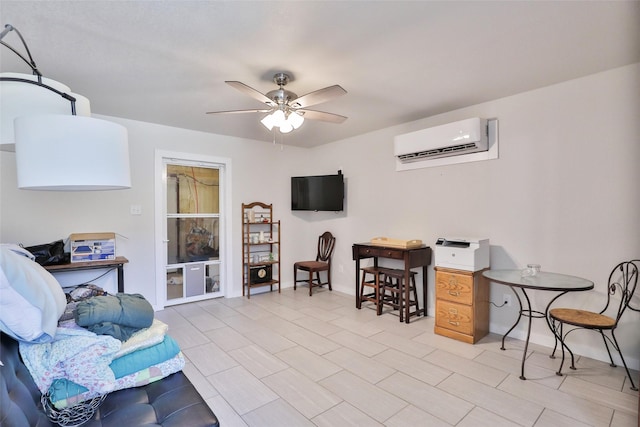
[{"x1": 19, "y1": 319, "x2": 182, "y2": 409}]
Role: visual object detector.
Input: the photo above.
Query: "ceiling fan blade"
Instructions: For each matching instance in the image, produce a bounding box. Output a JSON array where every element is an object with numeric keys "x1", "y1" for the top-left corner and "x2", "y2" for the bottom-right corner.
[
  {"x1": 290, "y1": 85, "x2": 347, "y2": 108},
  {"x1": 296, "y1": 109, "x2": 347, "y2": 124},
  {"x1": 206, "y1": 109, "x2": 271, "y2": 115},
  {"x1": 225, "y1": 81, "x2": 275, "y2": 106}
]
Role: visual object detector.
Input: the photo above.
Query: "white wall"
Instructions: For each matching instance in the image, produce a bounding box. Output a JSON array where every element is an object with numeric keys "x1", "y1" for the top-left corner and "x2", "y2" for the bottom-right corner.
[
  {"x1": 307, "y1": 63, "x2": 640, "y2": 368},
  {"x1": 0, "y1": 118, "x2": 308, "y2": 304},
  {"x1": 1, "y1": 63, "x2": 638, "y2": 368}
]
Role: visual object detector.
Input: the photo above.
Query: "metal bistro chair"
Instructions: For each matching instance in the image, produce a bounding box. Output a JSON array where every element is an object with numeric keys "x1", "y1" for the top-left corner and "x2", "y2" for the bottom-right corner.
[
  {"x1": 293, "y1": 231, "x2": 336, "y2": 296},
  {"x1": 549, "y1": 260, "x2": 639, "y2": 391}
]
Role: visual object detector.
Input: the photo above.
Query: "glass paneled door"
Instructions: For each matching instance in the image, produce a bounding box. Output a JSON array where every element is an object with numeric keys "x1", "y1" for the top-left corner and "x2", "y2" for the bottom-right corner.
[{"x1": 164, "y1": 162, "x2": 224, "y2": 305}]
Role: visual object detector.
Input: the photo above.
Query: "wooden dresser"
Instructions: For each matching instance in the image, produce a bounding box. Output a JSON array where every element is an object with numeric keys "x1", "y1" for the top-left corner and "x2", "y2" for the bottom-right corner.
[{"x1": 434, "y1": 267, "x2": 489, "y2": 344}]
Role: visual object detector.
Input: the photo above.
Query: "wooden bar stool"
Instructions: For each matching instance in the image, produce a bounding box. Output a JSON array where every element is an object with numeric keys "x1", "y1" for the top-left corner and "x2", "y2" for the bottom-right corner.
[
  {"x1": 382, "y1": 269, "x2": 420, "y2": 323},
  {"x1": 380, "y1": 271, "x2": 404, "y2": 321},
  {"x1": 359, "y1": 266, "x2": 392, "y2": 314}
]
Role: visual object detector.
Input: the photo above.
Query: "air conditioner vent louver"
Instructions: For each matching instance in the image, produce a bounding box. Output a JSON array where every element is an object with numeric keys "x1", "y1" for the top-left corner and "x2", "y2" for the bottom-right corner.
[
  {"x1": 394, "y1": 118, "x2": 489, "y2": 164},
  {"x1": 397, "y1": 142, "x2": 479, "y2": 162}
]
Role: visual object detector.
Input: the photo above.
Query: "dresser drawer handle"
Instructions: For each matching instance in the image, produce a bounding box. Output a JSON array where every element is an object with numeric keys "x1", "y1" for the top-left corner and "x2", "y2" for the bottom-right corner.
[
  {"x1": 448, "y1": 321, "x2": 460, "y2": 326},
  {"x1": 448, "y1": 308, "x2": 458, "y2": 315},
  {"x1": 448, "y1": 291, "x2": 460, "y2": 296}
]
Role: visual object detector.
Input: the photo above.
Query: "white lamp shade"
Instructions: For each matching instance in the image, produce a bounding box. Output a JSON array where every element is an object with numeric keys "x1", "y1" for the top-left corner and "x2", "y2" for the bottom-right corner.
[
  {"x1": 271, "y1": 109, "x2": 285, "y2": 127},
  {"x1": 288, "y1": 111, "x2": 304, "y2": 129},
  {"x1": 1, "y1": 73, "x2": 91, "y2": 145},
  {"x1": 260, "y1": 113, "x2": 275, "y2": 130},
  {"x1": 14, "y1": 114, "x2": 131, "y2": 190},
  {"x1": 279, "y1": 121, "x2": 293, "y2": 133}
]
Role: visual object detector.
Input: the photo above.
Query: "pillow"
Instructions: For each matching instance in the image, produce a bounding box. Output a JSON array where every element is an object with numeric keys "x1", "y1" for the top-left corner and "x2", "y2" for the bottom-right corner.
[
  {"x1": 0, "y1": 243, "x2": 36, "y2": 260},
  {"x1": 0, "y1": 245, "x2": 67, "y2": 342}
]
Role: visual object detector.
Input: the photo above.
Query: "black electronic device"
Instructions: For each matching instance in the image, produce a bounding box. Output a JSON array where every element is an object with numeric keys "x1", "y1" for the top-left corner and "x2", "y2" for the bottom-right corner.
[
  {"x1": 250, "y1": 265, "x2": 272, "y2": 283},
  {"x1": 291, "y1": 171, "x2": 344, "y2": 212}
]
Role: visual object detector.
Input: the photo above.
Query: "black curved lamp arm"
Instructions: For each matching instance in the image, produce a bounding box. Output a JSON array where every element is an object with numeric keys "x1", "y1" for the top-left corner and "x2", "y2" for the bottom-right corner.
[
  {"x1": 629, "y1": 259, "x2": 640, "y2": 312},
  {"x1": 0, "y1": 76, "x2": 77, "y2": 115},
  {"x1": 0, "y1": 23, "x2": 76, "y2": 115},
  {"x1": 0, "y1": 24, "x2": 41, "y2": 79}
]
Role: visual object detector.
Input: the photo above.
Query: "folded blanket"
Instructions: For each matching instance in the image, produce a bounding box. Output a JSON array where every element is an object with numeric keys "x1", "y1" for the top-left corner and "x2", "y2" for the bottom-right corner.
[
  {"x1": 110, "y1": 335, "x2": 181, "y2": 378},
  {"x1": 49, "y1": 352, "x2": 186, "y2": 409},
  {"x1": 115, "y1": 318, "x2": 168, "y2": 358},
  {"x1": 48, "y1": 335, "x2": 182, "y2": 408},
  {"x1": 75, "y1": 293, "x2": 154, "y2": 341},
  {"x1": 19, "y1": 327, "x2": 121, "y2": 396}
]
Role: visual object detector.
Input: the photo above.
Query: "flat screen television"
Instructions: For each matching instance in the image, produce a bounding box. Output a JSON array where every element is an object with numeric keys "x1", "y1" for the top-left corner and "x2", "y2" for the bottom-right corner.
[{"x1": 291, "y1": 172, "x2": 344, "y2": 211}]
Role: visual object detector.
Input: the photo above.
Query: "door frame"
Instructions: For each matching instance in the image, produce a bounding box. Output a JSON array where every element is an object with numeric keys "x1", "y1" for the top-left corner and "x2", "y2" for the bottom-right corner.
[{"x1": 154, "y1": 149, "x2": 233, "y2": 309}]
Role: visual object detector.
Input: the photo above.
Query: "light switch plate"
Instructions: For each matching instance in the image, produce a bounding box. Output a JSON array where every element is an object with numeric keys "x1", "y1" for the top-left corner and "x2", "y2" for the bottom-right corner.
[{"x1": 130, "y1": 204, "x2": 142, "y2": 215}]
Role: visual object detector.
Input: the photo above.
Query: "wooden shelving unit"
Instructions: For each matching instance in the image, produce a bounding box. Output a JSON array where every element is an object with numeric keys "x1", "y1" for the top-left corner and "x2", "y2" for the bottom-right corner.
[{"x1": 241, "y1": 202, "x2": 280, "y2": 298}]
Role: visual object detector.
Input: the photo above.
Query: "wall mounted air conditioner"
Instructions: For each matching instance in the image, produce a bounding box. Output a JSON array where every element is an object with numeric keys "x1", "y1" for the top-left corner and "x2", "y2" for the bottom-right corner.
[{"x1": 394, "y1": 117, "x2": 489, "y2": 163}]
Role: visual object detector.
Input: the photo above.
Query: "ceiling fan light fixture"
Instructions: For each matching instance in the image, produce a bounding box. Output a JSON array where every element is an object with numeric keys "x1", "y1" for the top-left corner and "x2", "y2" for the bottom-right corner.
[
  {"x1": 288, "y1": 111, "x2": 304, "y2": 129},
  {"x1": 260, "y1": 113, "x2": 276, "y2": 130},
  {"x1": 261, "y1": 108, "x2": 305, "y2": 134},
  {"x1": 271, "y1": 109, "x2": 286, "y2": 127},
  {"x1": 279, "y1": 121, "x2": 293, "y2": 134}
]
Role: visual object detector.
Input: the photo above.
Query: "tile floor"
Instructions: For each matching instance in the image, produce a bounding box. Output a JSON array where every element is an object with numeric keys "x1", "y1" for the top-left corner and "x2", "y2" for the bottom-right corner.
[{"x1": 155, "y1": 288, "x2": 639, "y2": 427}]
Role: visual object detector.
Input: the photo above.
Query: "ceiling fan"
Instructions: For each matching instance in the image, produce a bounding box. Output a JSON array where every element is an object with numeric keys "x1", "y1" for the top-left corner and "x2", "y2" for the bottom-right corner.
[{"x1": 206, "y1": 72, "x2": 347, "y2": 133}]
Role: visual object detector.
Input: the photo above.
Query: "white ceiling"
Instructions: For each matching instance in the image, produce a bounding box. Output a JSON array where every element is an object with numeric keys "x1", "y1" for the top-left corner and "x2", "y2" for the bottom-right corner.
[{"x1": 1, "y1": 1, "x2": 639, "y2": 148}]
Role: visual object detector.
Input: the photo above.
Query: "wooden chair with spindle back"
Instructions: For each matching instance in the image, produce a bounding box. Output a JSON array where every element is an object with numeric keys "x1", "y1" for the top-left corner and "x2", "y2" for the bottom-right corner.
[{"x1": 293, "y1": 231, "x2": 336, "y2": 296}]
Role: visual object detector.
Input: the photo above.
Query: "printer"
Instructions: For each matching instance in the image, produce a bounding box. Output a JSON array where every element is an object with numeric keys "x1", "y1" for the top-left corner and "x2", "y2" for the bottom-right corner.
[{"x1": 434, "y1": 237, "x2": 490, "y2": 272}]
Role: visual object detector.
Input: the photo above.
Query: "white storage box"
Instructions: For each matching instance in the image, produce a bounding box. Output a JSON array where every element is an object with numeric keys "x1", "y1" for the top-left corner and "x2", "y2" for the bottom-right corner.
[{"x1": 70, "y1": 232, "x2": 116, "y2": 263}]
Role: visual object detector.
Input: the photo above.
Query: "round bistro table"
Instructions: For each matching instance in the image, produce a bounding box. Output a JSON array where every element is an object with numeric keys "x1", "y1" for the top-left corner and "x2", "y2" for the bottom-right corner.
[{"x1": 482, "y1": 269, "x2": 594, "y2": 380}]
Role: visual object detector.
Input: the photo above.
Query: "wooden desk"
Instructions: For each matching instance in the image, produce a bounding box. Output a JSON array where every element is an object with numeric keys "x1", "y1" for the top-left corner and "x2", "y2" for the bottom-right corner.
[
  {"x1": 352, "y1": 243, "x2": 432, "y2": 320},
  {"x1": 44, "y1": 256, "x2": 129, "y2": 293}
]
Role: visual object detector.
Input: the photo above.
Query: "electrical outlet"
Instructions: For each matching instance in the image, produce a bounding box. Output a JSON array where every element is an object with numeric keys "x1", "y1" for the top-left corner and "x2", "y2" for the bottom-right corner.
[{"x1": 503, "y1": 294, "x2": 512, "y2": 307}]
